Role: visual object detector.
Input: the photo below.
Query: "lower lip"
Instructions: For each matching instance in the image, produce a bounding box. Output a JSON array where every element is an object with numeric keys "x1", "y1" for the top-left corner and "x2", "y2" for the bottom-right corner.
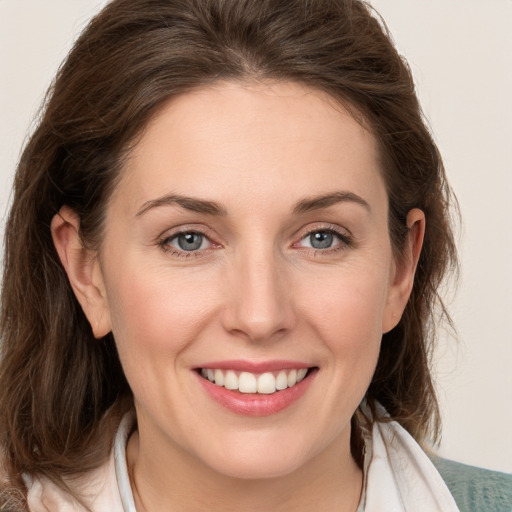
[{"x1": 196, "y1": 369, "x2": 317, "y2": 416}]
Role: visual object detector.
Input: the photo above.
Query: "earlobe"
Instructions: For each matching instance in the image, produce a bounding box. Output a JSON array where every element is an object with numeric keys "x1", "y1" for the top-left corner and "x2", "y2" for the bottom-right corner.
[
  {"x1": 382, "y1": 208, "x2": 425, "y2": 333},
  {"x1": 51, "y1": 206, "x2": 111, "y2": 338}
]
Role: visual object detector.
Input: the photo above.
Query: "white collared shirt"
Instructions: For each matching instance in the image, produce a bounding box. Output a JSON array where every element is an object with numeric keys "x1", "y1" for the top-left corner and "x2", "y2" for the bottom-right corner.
[{"x1": 26, "y1": 410, "x2": 460, "y2": 511}]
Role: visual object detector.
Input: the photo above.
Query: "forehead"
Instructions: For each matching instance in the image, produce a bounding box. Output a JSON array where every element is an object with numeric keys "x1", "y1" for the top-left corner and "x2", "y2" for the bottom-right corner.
[{"x1": 112, "y1": 81, "x2": 385, "y2": 216}]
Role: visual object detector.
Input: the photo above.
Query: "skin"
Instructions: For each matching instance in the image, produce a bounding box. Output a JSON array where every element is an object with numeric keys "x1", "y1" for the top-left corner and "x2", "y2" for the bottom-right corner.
[{"x1": 52, "y1": 81, "x2": 424, "y2": 512}]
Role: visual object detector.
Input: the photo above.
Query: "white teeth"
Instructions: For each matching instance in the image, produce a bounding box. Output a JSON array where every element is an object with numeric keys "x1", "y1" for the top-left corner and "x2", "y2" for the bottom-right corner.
[
  {"x1": 287, "y1": 369, "x2": 297, "y2": 387},
  {"x1": 214, "y1": 369, "x2": 224, "y2": 386},
  {"x1": 297, "y1": 368, "x2": 307, "y2": 382},
  {"x1": 200, "y1": 367, "x2": 310, "y2": 394},
  {"x1": 276, "y1": 370, "x2": 288, "y2": 390},
  {"x1": 224, "y1": 370, "x2": 238, "y2": 390},
  {"x1": 239, "y1": 372, "x2": 257, "y2": 393},
  {"x1": 257, "y1": 372, "x2": 276, "y2": 394}
]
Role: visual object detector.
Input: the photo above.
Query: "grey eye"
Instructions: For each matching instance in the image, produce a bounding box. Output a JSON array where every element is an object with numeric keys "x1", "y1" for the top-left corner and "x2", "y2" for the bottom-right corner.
[
  {"x1": 309, "y1": 231, "x2": 334, "y2": 249},
  {"x1": 176, "y1": 232, "x2": 205, "y2": 251}
]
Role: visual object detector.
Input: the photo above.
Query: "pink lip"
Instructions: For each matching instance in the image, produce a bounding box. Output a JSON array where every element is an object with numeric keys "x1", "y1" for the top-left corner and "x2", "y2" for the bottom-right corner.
[
  {"x1": 195, "y1": 363, "x2": 318, "y2": 417},
  {"x1": 196, "y1": 359, "x2": 311, "y2": 373}
]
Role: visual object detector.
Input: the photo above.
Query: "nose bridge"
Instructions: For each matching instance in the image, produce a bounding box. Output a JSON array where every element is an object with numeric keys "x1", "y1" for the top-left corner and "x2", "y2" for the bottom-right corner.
[{"x1": 223, "y1": 242, "x2": 294, "y2": 342}]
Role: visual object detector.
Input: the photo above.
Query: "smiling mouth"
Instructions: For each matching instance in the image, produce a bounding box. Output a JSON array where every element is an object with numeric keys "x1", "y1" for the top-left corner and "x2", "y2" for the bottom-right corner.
[{"x1": 197, "y1": 367, "x2": 315, "y2": 395}]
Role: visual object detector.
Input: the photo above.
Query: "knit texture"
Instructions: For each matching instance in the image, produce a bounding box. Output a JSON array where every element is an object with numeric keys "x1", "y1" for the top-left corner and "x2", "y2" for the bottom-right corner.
[{"x1": 431, "y1": 456, "x2": 512, "y2": 512}]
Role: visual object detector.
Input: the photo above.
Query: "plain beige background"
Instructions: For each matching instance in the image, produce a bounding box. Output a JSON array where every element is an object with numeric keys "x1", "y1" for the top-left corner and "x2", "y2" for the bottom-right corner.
[{"x1": 1, "y1": 0, "x2": 511, "y2": 472}]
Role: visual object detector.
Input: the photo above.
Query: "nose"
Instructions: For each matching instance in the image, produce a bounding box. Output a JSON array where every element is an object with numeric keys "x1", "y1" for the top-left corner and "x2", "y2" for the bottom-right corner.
[{"x1": 221, "y1": 248, "x2": 296, "y2": 343}]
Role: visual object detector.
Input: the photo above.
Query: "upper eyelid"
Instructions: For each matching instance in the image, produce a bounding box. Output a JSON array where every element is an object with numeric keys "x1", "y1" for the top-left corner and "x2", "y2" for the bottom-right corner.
[
  {"x1": 294, "y1": 222, "x2": 352, "y2": 240},
  {"x1": 161, "y1": 231, "x2": 215, "y2": 248},
  {"x1": 157, "y1": 224, "x2": 217, "y2": 241}
]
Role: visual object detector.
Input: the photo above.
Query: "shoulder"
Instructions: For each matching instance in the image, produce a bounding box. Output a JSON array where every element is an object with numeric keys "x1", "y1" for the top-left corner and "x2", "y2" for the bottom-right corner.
[{"x1": 430, "y1": 455, "x2": 512, "y2": 512}]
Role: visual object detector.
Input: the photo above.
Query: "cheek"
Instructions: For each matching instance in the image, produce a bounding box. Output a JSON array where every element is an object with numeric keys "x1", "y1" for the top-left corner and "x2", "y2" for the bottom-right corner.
[
  {"x1": 103, "y1": 261, "x2": 221, "y2": 364},
  {"x1": 305, "y1": 269, "x2": 388, "y2": 328},
  {"x1": 304, "y1": 269, "x2": 388, "y2": 410}
]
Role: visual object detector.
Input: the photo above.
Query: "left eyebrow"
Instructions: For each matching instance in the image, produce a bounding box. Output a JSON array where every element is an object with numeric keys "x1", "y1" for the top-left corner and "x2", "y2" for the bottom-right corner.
[
  {"x1": 292, "y1": 191, "x2": 371, "y2": 214},
  {"x1": 135, "y1": 193, "x2": 227, "y2": 217}
]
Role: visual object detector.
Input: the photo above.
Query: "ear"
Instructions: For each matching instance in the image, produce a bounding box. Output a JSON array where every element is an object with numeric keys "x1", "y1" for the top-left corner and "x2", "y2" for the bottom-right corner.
[
  {"x1": 382, "y1": 208, "x2": 425, "y2": 333},
  {"x1": 51, "y1": 206, "x2": 111, "y2": 338}
]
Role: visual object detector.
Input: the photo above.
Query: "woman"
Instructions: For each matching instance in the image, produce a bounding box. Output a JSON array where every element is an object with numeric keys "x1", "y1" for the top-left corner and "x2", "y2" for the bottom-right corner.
[{"x1": 0, "y1": 0, "x2": 510, "y2": 511}]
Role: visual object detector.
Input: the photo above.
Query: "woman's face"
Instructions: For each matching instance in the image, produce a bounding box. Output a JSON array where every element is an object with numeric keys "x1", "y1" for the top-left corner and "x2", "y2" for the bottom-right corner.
[{"x1": 90, "y1": 81, "x2": 414, "y2": 479}]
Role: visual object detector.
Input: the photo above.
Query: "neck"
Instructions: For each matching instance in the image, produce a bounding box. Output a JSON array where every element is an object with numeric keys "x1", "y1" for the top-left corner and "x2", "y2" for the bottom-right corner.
[{"x1": 127, "y1": 426, "x2": 363, "y2": 512}]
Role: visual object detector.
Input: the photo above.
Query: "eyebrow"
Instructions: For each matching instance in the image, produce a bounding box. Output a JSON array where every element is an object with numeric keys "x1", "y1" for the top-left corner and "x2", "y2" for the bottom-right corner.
[
  {"x1": 135, "y1": 194, "x2": 227, "y2": 217},
  {"x1": 135, "y1": 190, "x2": 370, "y2": 218},
  {"x1": 293, "y1": 191, "x2": 371, "y2": 214}
]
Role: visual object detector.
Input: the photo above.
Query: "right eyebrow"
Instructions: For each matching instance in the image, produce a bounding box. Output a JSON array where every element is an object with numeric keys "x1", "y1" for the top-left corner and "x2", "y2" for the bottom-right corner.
[
  {"x1": 135, "y1": 194, "x2": 227, "y2": 217},
  {"x1": 292, "y1": 190, "x2": 371, "y2": 215}
]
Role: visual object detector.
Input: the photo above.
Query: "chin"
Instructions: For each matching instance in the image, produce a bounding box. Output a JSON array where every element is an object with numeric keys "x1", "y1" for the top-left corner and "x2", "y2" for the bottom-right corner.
[
  {"x1": 208, "y1": 455, "x2": 303, "y2": 481},
  {"x1": 196, "y1": 437, "x2": 310, "y2": 481}
]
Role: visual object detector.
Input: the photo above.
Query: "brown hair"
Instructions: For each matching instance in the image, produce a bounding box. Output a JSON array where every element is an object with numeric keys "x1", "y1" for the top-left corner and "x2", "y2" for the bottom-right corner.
[{"x1": 0, "y1": 0, "x2": 457, "y2": 506}]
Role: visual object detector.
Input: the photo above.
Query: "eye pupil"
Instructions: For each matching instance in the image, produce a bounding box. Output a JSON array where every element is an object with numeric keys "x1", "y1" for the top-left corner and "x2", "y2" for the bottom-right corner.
[
  {"x1": 310, "y1": 231, "x2": 333, "y2": 249},
  {"x1": 177, "y1": 233, "x2": 203, "y2": 251}
]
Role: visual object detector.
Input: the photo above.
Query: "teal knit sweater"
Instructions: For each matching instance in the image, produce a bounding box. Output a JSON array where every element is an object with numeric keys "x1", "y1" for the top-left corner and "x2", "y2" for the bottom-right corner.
[{"x1": 430, "y1": 456, "x2": 512, "y2": 512}]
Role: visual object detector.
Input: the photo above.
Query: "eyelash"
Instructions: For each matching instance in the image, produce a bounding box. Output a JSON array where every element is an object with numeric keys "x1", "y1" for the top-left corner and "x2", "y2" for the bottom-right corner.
[
  {"x1": 157, "y1": 224, "x2": 353, "y2": 258},
  {"x1": 294, "y1": 224, "x2": 353, "y2": 254},
  {"x1": 158, "y1": 230, "x2": 214, "y2": 258}
]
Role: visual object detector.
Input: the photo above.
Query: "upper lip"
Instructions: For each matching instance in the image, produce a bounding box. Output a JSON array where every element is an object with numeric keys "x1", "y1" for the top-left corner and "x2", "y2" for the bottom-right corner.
[{"x1": 195, "y1": 360, "x2": 314, "y2": 373}]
